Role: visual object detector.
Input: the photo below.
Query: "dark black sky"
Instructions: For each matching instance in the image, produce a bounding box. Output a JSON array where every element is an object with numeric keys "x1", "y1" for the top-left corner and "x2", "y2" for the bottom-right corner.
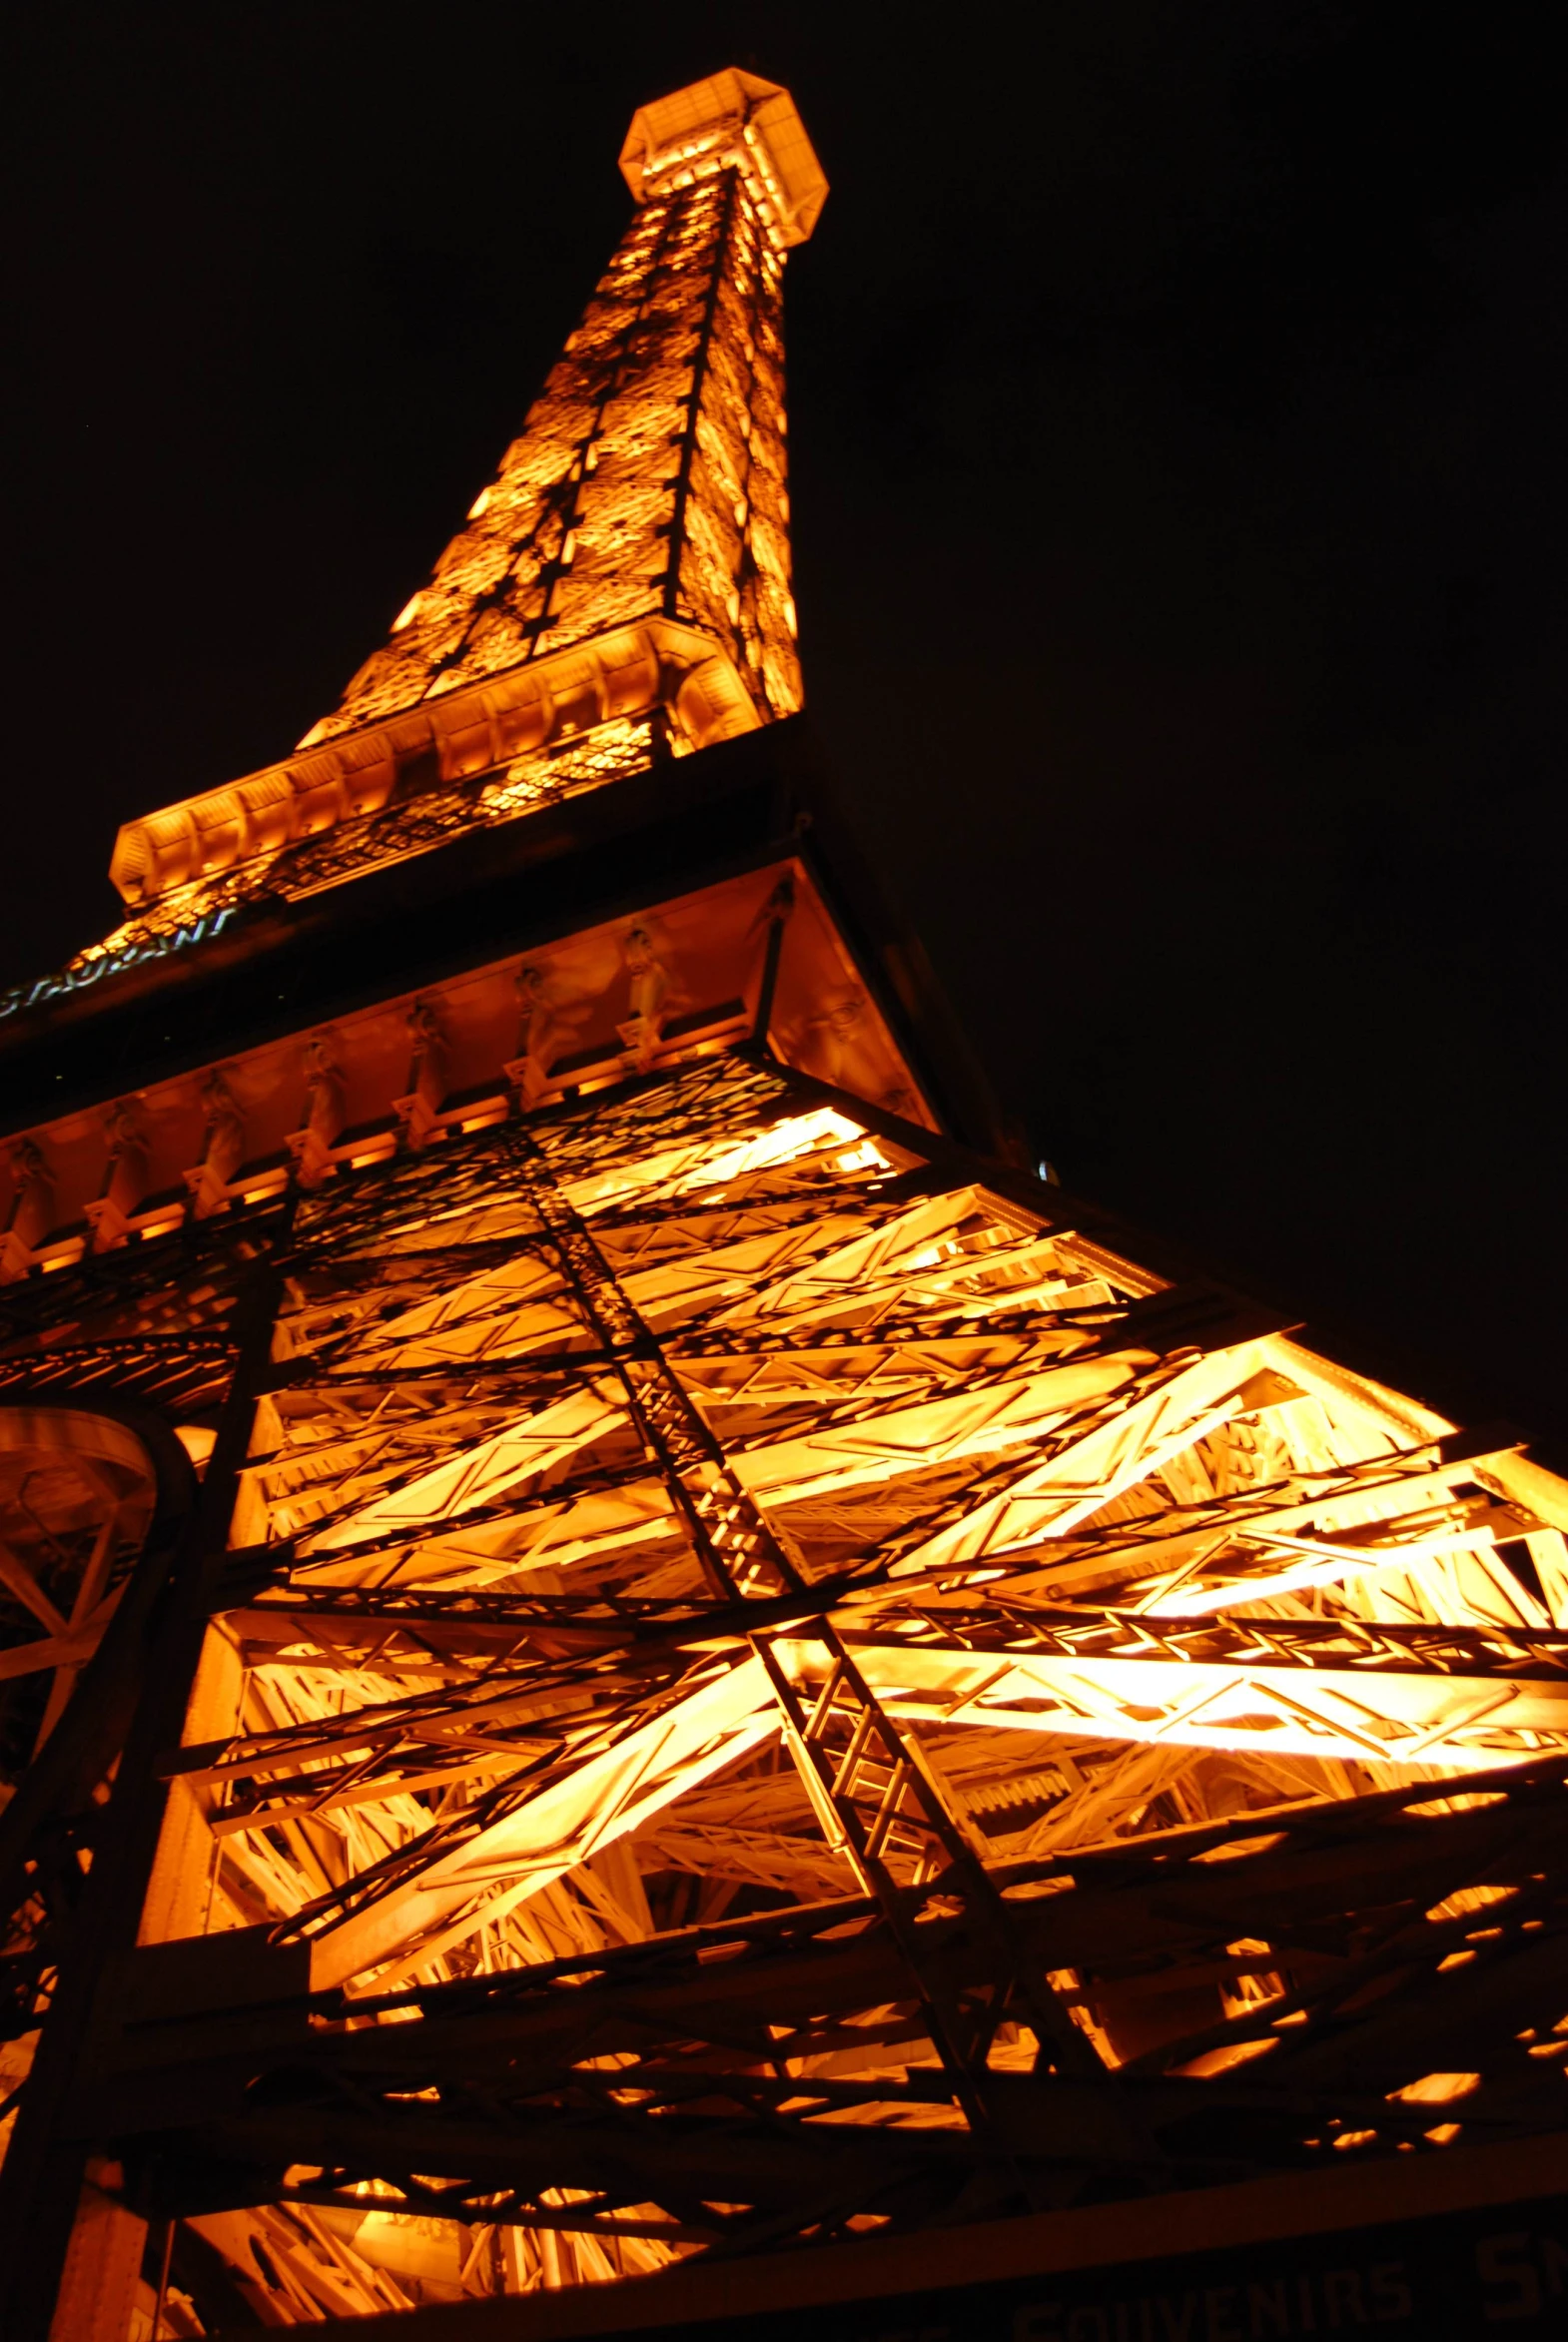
[{"x1": 3, "y1": 6, "x2": 1565, "y2": 1452}]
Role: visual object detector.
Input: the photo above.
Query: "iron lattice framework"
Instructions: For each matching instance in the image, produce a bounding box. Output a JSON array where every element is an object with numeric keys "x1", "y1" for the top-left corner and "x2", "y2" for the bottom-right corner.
[
  {"x1": 1, "y1": 62, "x2": 1567, "y2": 2342},
  {"x1": 62, "y1": 73, "x2": 811, "y2": 993},
  {"x1": 6, "y1": 1054, "x2": 1568, "y2": 2328}
]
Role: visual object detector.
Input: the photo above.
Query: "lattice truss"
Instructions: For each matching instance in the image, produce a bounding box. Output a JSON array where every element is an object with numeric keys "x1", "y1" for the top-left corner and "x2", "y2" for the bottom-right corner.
[
  {"x1": 9, "y1": 1052, "x2": 1568, "y2": 2322},
  {"x1": 42, "y1": 151, "x2": 803, "y2": 988},
  {"x1": 309, "y1": 167, "x2": 798, "y2": 740},
  {"x1": 0, "y1": 1227, "x2": 250, "y2": 2069}
]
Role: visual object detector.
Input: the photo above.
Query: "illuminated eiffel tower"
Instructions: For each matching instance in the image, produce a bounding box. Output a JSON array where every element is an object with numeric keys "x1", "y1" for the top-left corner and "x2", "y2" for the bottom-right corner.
[{"x1": 3, "y1": 69, "x2": 1568, "y2": 2342}]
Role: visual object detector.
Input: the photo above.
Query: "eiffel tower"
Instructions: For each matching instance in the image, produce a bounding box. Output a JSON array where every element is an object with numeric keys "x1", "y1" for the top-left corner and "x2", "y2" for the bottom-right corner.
[{"x1": 3, "y1": 68, "x2": 1568, "y2": 2342}]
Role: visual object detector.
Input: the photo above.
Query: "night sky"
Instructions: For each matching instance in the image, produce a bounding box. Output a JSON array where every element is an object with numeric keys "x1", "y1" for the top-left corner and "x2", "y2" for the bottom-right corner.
[{"x1": 5, "y1": 8, "x2": 1565, "y2": 1453}]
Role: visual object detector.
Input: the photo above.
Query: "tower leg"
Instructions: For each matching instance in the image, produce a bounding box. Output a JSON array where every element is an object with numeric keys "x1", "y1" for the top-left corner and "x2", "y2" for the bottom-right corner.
[{"x1": 47, "y1": 2178, "x2": 144, "y2": 2342}]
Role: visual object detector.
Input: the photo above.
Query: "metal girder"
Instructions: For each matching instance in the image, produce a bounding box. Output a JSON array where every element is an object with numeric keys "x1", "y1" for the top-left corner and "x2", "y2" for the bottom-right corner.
[
  {"x1": 755, "y1": 1625, "x2": 1108, "y2": 2098},
  {"x1": 6, "y1": 1049, "x2": 1568, "y2": 2331},
  {"x1": 58, "y1": 1764, "x2": 1568, "y2": 2243}
]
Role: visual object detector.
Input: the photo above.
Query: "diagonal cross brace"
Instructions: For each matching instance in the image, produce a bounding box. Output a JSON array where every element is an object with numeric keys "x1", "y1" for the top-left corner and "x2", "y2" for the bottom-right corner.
[
  {"x1": 753, "y1": 1624, "x2": 1120, "y2": 2132},
  {"x1": 520, "y1": 1135, "x2": 801, "y2": 1601}
]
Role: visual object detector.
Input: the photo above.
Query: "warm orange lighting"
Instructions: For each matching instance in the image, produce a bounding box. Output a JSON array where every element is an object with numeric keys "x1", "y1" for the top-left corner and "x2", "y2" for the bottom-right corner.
[
  {"x1": 12, "y1": 68, "x2": 1568, "y2": 2340},
  {"x1": 94, "y1": 77, "x2": 821, "y2": 949}
]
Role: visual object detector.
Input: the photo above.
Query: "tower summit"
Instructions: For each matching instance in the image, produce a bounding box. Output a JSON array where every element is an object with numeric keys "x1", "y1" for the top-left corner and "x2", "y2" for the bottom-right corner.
[
  {"x1": 102, "y1": 69, "x2": 824, "y2": 932},
  {"x1": 3, "y1": 69, "x2": 1568, "y2": 2342}
]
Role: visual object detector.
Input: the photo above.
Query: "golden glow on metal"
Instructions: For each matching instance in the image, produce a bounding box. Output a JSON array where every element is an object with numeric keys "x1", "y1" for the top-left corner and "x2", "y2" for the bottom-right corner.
[
  {"x1": 0, "y1": 860, "x2": 934, "y2": 1287},
  {"x1": 618, "y1": 68, "x2": 828, "y2": 248},
  {"x1": 11, "y1": 67, "x2": 1568, "y2": 2342},
  {"x1": 11, "y1": 1047, "x2": 1568, "y2": 2324},
  {"x1": 100, "y1": 74, "x2": 822, "y2": 933}
]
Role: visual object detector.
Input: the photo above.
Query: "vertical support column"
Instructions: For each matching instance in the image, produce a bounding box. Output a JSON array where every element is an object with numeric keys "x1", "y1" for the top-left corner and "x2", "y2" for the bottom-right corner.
[
  {"x1": 752, "y1": 873, "x2": 794, "y2": 1053},
  {"x1": 0, "y1": 1256, "x2": 288, "y2": 2342},
  {"x1": 660, "y1": 171, "x2": 739, "y2": 627}
]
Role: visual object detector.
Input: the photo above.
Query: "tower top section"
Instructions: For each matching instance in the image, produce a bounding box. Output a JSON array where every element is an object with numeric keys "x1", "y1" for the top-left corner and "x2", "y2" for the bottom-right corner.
[
  {"x1": 83, "y1": 68, "x2": 823, "y2": 950},
  {"x1": 618, "y1": 69, "x2": 827, "y2": 249}
]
